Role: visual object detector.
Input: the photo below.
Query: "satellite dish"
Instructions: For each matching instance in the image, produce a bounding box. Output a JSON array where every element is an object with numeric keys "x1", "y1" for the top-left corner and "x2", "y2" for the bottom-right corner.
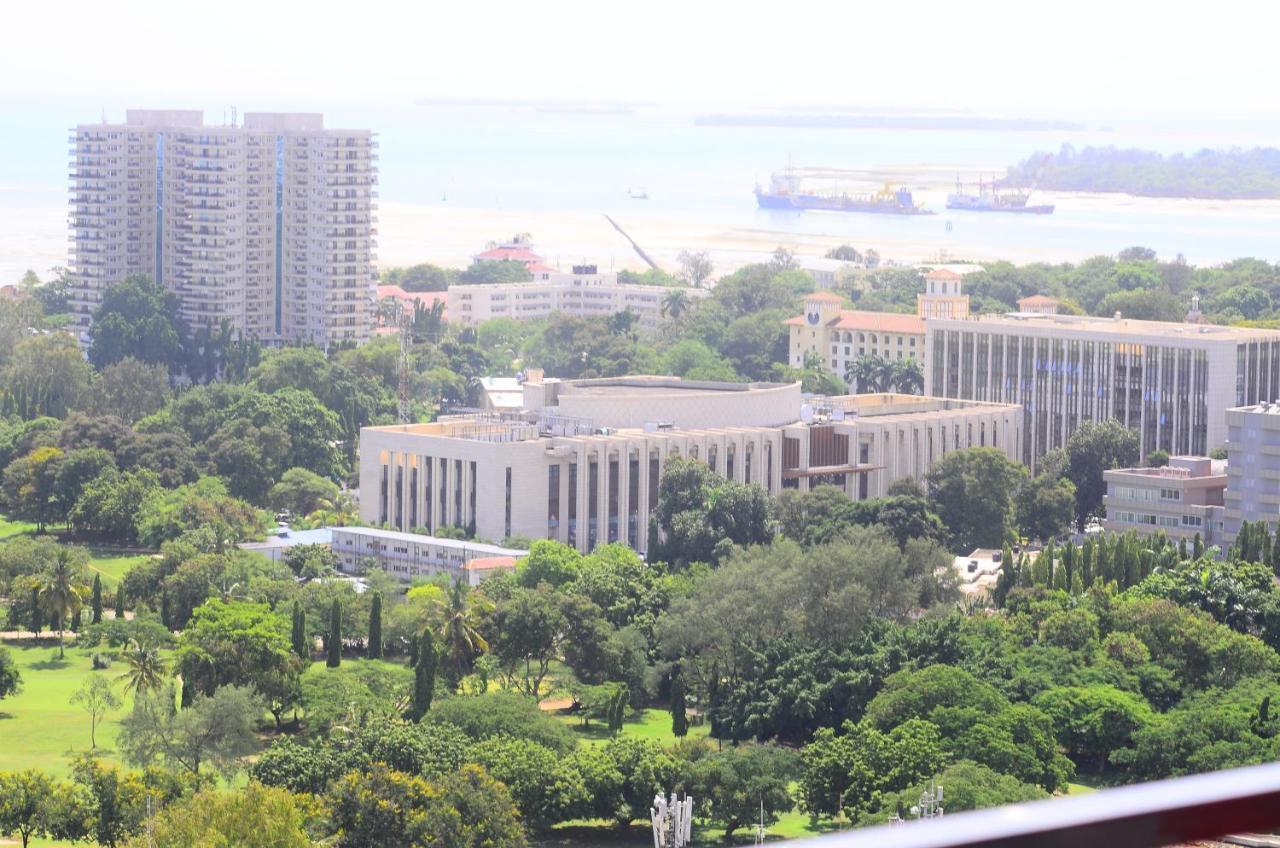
[{"x1": 800, "y1": 404, "x2": 814, "y2": 424}]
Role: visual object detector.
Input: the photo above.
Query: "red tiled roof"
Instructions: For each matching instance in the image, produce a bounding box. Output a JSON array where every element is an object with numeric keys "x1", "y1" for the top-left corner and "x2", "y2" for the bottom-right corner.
[
  {"x1": 525, "y1": 262, "x2": 558, "y2": 273},
  {"x1": 1018, "y1": 294, "x2": 1061, "y2": 306},
  {"x1": 925, "y1": 269, "x2": 962, "y2": 280},
  {"x1": 785, "y1": 309, "x2": 925, "y2": 334},
  {"x1": 475, "y1": 247, "x2": 543, "y2": 262},
  {"x1": 463, "y1": 556, "x2": 518, "y2": 572}
]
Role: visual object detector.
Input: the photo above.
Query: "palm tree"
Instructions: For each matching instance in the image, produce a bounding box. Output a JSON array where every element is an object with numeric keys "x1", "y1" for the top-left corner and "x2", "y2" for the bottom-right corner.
[
  {"x1": 845, "y1": 354, "x2": 887, "y2": 393},
  {"x1": 428, "y1": 580, "x2": 492, "y2": 690},
  {"x1": 661, "y1": 289, "x2": 690, "y2": 320},
  {"x1": 118, "y1": 638, "x2": 169, "y2": 696},
  {"x1": 889, "y1": 358, "x2": 924, "y2": 394},
  {"x1": 39, "y1": 550, "x2": 85, "y2": 659}
]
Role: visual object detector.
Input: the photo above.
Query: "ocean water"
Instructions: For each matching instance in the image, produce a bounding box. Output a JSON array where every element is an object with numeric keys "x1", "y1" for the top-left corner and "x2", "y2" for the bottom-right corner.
[{"x1": 4, "y1": 100, "x2": 1280, "y2": 281}]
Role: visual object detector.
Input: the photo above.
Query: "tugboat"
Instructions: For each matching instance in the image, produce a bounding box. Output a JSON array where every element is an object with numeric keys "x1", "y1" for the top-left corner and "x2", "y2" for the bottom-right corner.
[
  {"x1": 946, "y1": 175, "x2": 1054, "y2": 214},
  {"x1": 754, "y1": 168, "x2": 933, "y2": 215}
]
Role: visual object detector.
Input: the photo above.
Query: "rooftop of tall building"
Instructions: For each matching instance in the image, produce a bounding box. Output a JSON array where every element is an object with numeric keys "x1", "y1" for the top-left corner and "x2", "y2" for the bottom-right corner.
[{"x1": 929, "y1": 311, "x2": 1280, "y2": 340}]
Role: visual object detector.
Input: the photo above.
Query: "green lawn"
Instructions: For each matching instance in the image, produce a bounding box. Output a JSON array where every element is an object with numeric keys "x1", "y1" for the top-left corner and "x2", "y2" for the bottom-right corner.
[
  {"x1": 556, "y1": 707, "x2": 712, "y2": 748},
  {"x1": 85, "y1": 549, "x2": 152, "y2": 590},
  {"x1": 0, "y1": 640, "x2": 139, "y2": 780},
  {"x1": 0, "y1": 514, "x2": 36, "y2": 539}
]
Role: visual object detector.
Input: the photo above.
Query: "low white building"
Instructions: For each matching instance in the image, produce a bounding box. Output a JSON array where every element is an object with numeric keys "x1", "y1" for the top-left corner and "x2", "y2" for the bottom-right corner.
[
  {"x1": 447, "y1": 265, "x2": 705, "y2": 327},
  {"x1": 329, "y1": 526, "x2": 527, "y2": 586},
  {"x1": 360, "y1": 375, "x2": 1022, "y2": 556},
  {"x1": 1103, "y1": 456, "x2": 1226, "y2": 545}
]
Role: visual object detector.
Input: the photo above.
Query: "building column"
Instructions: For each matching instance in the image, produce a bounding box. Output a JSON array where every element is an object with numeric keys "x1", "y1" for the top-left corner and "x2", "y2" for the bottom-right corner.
[
  {"x1": 617, "y1": 443, "x2": 632, "y2": 548},
  {"x1": 596, "y1": 445, "x2": 610, "y2": 548},
  {"x1": 557, "y1": 462, "x2": 570, "y2": 543},
  {"x1": 575, "y1": 446, "x2": 590, "y2": 553}
]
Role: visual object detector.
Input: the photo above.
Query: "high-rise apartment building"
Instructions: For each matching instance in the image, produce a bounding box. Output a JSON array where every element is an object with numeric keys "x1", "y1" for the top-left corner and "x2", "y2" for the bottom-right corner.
[
  {"x1": 1223, "y1": 402, "x2": 1280, "y2": 542},
  {"x1": 924, "y1": 313, "x2": 1280, "y2": 466},
  {"x1": 68, "y1": 110, "x2": 376, "y2": 347}
]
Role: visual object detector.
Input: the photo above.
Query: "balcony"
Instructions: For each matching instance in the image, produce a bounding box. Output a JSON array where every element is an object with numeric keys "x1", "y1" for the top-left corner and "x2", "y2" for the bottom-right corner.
[{"x1": 768, "y1": 762, "x2": 1280, "y2": 848}]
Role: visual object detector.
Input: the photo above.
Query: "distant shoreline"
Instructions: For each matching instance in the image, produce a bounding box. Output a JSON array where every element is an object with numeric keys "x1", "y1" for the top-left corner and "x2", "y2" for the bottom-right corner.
[{"x1": 696, "y1": 114, "x2": 1087, "y2": 131}]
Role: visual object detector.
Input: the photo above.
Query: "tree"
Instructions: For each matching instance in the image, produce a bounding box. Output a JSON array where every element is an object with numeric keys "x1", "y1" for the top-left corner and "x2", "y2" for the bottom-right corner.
[
  {"x1": 427, "y1": 691, "x2": 576, "y2": 753},
  {"x1": 771, "y1": 246, "x2": 798, "y2": 271},
  {"x1": 0, "y1": 647, "x2": 20, "y2": 700},
  {"x1": 117, "y1": 638, "x2": 168, "y2": 697},
  {"x1": 329, "y1": 762, "x2": 524, "y2": 848},
  {"x1": 1017, "y1": 473, "x2": 1077, "y2": 542},
  {"x1": 490, "y1": 584, "x2": 569, "y2": 699},
  {"x1": 70, "y1": 754, "x2": 195, "y2": 848},
  {"x1": 71, "y1": 675, "x2": 123, "y2": 748},
  {"x1": 516, "y1": 539, "x2": 583, "y2": 588},
  {"x1": 468, "y1": 736, "x2": 586, "y2": 831},
  {"x1": 175, "y1": 600, "x2": 298, "y2": 709},
  {"x1": 677, "y1": 250, "x2": 714, "y2": 287},
  {"x1": 40, "y1": 549, "x2": 86, "y2": 658},
  {"x1": 283, "y1": 543, "x2": 338, "y2": 581},
  {"x1": 1065, "y1": 419, "x2": 1140, "y2": 530},
  {"x1": 926, "y1": 447, "x2": 1030, "y2": 551},
  {"x1": 91, "y1": 573, "x2": 103, "y2": 624},
  {"x1": 124, "y1": 783, "x2": 312, "y2": 848},
  {"x1": 118, "y1": 684, "x2": 262, "y2": 780},
  {"x1": 575, "y1": 737, "x2": 679, "y2": 827},
  {"x1": 1, "y1": 333, "x2": 93, "y2": 420},
  {"x1": 83, "y1": 357, "x2": 170, "y2": 424},
  {"x1": 367, "y1": 592, "x2": 384, "y2": 659},
  {"x1": 409, "y1": 629, "x2": 438, "y2": 722},
  {"x1": 661, "y1": 288, "x2": 691, "y2": 319},
  {"x1": 670, "y1": 668, "x2": 689, "y2": 737},
  {"x1": 87, "y1": 275, "x2": 187, "y2": 375},
  {"x1": 0, "y1": 769, "x2": 83, "y2": 848},
  {"x1": 290, "y1": 600, "x2": 308, "y2": 658},
  {"x1": 652, "y1": 458, "x2": 774, "y2": 566},
  {"x1": 1034, "y1": 685, "x2": 1154, "y2": 772},
  {"x1": 876, "y1": 761, "x2": 1047, "y2": 820},
  {"x1": 689, "y1": 745, "x2": 798, "y2": 837},
  {"x1": 205, "y1": 418, "x2": 290, "y2": 504},
  {"x1": 327, "y1": 599, "x2": 343, "y2": 668},
  {"x1": 428, "y1": 580, "x2": 491, "y2": 689},
  {"x1": 267, "y1": 467, "x2": 340, "y2": 517},
  {"x1": 1, "y1": 445, "x2": 64, "y2": 531}
]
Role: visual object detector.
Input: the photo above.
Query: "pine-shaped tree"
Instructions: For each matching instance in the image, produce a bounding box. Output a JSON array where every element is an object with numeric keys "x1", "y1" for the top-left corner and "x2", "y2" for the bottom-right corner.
[
  {"x1": 1193, "y1": 532, "x2": 1204, "y2": 560},
  {"x1": 30, "y1": 586, "x2": 42, "y2": 636},
  {"x1": 291, "y1": 601, "x2": 308, "y2": 658},
  {"x1": 670, "y1": 669, "x2": 689, "y2": 737},
  {"x1": 410, "y1": 629, "x2": 437, "y2": 721},
  {"x1": 91, "y1": 574, "x2": 102, "y2": 625},
  {"x1": 408, "y1": 630, "x2": 419, "y2": 667},
  {"x1": 114, "y1": 583, "x2": 125, "y2": 621},
  {"x1": 326, "y1": 600, "x2": 342, "y2": 668},
  {"x1": 609, "y1": 684, "x2": 629, "y2": 735},
  {"x1": 367, "y1": 593, "x2": 383, "y2": 659}
]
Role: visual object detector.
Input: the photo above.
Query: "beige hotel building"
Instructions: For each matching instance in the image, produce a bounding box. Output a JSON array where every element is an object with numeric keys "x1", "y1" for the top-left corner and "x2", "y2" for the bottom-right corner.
[
  {"x1": 69, "y1": 109, "x2": 377, "y2": 347},
  {"x1": 359, "y1": 375, "x2": 1022, "y2": 555}
]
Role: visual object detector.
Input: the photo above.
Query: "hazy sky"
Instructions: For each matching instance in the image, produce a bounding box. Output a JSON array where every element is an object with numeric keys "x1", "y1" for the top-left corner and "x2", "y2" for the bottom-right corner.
[{"x1": 1, "y1": 0, "x2": 1274, "y2": 116}]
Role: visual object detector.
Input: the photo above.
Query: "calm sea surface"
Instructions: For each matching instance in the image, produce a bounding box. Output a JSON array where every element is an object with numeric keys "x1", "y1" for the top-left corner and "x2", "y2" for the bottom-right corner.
[{"x1": 3, "y1": 100, "x2": 1279, "y2": 280}]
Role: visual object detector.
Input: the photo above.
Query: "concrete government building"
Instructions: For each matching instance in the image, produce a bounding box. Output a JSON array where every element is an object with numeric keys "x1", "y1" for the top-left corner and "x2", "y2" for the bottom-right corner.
[
  {"x1": 69, "y1": 109, "x2": 377, "y2": 347},
  {"x1": 360, "y1": 375, "x2": 1022, "y2": 556},
  {"x1": 924, "y1": 312, "x2": 1280, "y2": 467}
]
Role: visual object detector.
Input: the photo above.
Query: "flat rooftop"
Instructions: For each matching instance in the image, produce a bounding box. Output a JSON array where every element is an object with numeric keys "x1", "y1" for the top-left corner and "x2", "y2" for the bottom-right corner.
[
  {"x1": 929, "y1": 312, "x2": 1280, "y2": 341},
  {"x1": 557, "y1": 377, "x2": 792, "y2": 396}
]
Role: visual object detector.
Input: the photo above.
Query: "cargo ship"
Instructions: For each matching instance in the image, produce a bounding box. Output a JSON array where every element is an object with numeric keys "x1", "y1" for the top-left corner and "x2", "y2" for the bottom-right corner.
[
  {"x1": 754, "y1": 169, "x2": 934, "y2": 215},
  {"x1": 946, "y1": 176, "x2": 1054, "y2": 215}
]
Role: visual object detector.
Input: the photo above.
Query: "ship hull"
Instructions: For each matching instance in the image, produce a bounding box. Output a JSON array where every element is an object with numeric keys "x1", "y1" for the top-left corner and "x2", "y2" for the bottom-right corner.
[
  {"x1": 755, "y1": 192, "x2": 934, "y2": 215},
  {"x1": 945, "y1": 202, "x2": 1055, "y2": 215}
]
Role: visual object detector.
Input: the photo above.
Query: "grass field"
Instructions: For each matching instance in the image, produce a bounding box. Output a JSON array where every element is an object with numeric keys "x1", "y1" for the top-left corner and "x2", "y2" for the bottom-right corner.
[
  {"x1": 0, "y1": 514, "x2": 36, "y2": 539},
  {"x1": 85, "y1": 549, "x2": 152, "y2": 590},
  {"x1": 0, "y1": 640, "x2": 139, "y2": 780}
]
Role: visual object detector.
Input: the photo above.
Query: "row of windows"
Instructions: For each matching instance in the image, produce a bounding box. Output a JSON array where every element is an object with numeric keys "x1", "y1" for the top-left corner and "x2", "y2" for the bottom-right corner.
[
  {"x1": 1111, "y1": 510, "x2": 1201, "y2": 528},
  {"x1": 1108, "y1": 485, "x2": 1182, "y2": 502}
]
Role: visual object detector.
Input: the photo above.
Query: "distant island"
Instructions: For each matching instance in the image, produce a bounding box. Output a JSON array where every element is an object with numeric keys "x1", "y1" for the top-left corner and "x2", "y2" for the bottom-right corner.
[
  {"x1": 1004, "y1": 144, "x2": 1280, "y2": 199},
  {"x1": 695, "y1": 114, "x2": 1085, "y2": 131}
]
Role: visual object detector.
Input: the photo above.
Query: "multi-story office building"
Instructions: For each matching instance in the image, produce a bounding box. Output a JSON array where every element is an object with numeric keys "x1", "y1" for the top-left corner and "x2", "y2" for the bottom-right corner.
[
  {"x1": 1103, "y1": 456, "x2": 1226, "y2": 544},
  {"x1": 1223, "y1": 402, "x2": 1280, "y2": 541},
  {"x1": 447, "y1": 264, "x2": 706, "y2": 328},
  {"x1": 786, "y1": 293, "x2": 927, "y2": 374},
  {"x1": 359, "y1": 375, "x2": 1022, "y2": 555},
  {"x1": 68, "y1": 109, "x2": 377, "y2": 347},
  {"x1": 924, "y1": 312, "x2": 1280, "y2": 467},
  {"x1": 785, "y1": 271, "x2": 970, "y2": 378}
]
